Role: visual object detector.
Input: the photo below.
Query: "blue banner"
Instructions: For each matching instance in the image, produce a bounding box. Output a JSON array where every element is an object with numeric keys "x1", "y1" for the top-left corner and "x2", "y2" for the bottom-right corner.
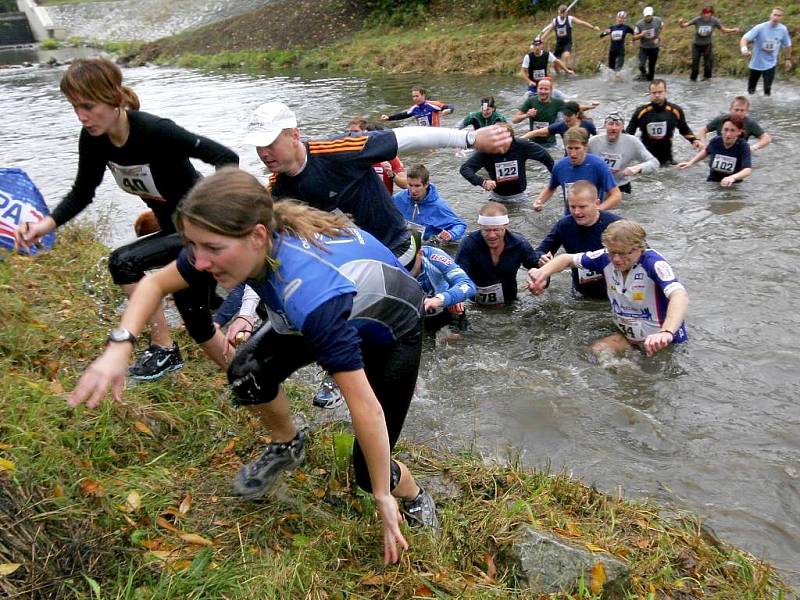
[{"x1": 0, "y1": 168, "x2": 56, "y2": 255}]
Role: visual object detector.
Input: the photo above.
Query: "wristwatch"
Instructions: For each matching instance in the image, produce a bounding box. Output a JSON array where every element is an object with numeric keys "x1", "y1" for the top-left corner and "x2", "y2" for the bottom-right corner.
[
  {"x1": 107, "y1": 327, "x2": 137, "y2": 346},
  {"x1": 465, "y1": 131, "x2": 477, "y2": 148}
]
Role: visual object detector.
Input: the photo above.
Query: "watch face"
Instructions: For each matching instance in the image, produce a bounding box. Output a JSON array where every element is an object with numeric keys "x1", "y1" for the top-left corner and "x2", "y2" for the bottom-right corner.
[{"x1": 109, "y1": 328, "x2": 134, "y2": 343}]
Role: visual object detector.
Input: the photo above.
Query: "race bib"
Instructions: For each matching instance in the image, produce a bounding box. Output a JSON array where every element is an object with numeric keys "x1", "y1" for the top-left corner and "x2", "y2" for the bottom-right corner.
[
  {"x1": 697, "y1": 25, "x2": 712, "y2": 36},
  {"x1": 532, "y1": 68, "x2": 546, "y2": 79},
  {"x1": 644, "y1": 28, "x2": 656, "y2": 38},
  {"x1": 107, "y1": 162, "x2": 164, "y2": 199},
  {"x1": 556, "y1": 26, "x2": 567, "y2": 37},
  {"x1": 611, "y1": 30, "x2": 623, "y2": 41},
  {"x1": 475, "y1": 283, "x2": 505, "y2": 306},
  {"x1": 533, "y1": 121, "x2": 550, "y2": 131},
  {"x1": 577, "y1": 267, "x2": 603, "y2": 284},
  {"x1": 613, "y1": 315, "x2": 646, "y2": 341},
  {"x1": 494, "y1": 160, "x2": 519, "y2": 182},
  {"x1": 646, "y1": 121, "x2": 667, "y2": 139},
  {"x1": 416, "y1": 116, "x2": 430, "y2": 126},
  {"x1": 762, "y1": 39, "x2": 775, "y2": 52},
  {"x1": 711, "y1": 153, "x2": 736, "y2": 174},
  {"x1": 601, "y1": 152, "x2": 622, "y2": 170}
]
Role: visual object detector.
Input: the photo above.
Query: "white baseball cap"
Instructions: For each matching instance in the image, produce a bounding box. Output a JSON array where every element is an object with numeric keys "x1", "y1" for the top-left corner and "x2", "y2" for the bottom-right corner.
[
  {"x1": 643, "y1": 6, "x2": 654, "y2": 16},
  {"x1": 243, "y1": 102, "x2": 297, "y2": 146}
]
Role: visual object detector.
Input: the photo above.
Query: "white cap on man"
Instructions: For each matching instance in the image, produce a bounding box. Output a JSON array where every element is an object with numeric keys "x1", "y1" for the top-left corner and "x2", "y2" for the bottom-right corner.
[
  {"x1": 643, "y1": 6, "x2": 654, "y2": 16},
  {"x1": 243, "y1": 102, "x2": 297, "y2": 146}
]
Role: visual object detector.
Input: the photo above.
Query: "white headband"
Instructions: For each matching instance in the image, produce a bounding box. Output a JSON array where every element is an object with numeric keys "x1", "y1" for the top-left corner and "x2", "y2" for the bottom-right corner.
[{"x1": 477, "y1": 214, "x2": 510, "y2": 226}]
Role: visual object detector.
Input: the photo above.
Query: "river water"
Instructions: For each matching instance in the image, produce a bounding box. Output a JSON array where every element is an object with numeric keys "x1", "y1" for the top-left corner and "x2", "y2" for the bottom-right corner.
[{"x1": 1, "y1": 57, "x2": 799, "y2": 584}]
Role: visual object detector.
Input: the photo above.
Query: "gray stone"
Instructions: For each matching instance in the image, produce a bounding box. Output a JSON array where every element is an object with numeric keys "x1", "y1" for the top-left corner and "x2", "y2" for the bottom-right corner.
[{"x1": 512, "y1": 527, "x2": 630, "y2": 598}]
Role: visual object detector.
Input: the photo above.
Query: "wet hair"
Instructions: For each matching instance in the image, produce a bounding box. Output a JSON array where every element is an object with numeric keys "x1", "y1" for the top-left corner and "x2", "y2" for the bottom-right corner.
[
  {"x1": 134, "y1": 210, "x2": 160, "y2": 237},
  {"x1": 411, "y1": 86, "x2": 427, "y2": 97},
  {"x1": 730, "y1": 96, "x2": 750, "y2": 108},
  {"x1": 347, "y1": 117, "x2": 368, "y2": 131},
  {"x1": 568, "y1": 180, "x2": 599, "y2": 200},
  {"x1": 407, "y1": 164, "x2": 430, "y2": 185},
  {"x1": 479, "y1": 202, "x2": 508, "y2": 218},
  {"x1": 564, "y1": 126, "x2": 589, "y2": 146},
  {"x1": 720, "y1": 117, "x2": 743, "y2": 130},
  {"x1": 602, "y1": 220, "x2": 647, "y2": 251},
  {"x1": 649, "y1": 78, "x2": 667, "y2": 91},
  {"x1": 175, "y1": 167, "x2": 352, "y2": 254},
  {"x1": 60, "y1": 58, "x2": 140, "y2": 110},
  {"x1": 480, "y1": 96, "x2": 496, "y2": 108}
]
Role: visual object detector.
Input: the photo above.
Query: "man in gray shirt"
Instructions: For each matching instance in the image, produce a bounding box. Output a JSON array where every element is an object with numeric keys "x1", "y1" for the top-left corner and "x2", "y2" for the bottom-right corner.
[
  {"x1": 587, "y1": 112, "x2": 659, "y2": 194},
  {"x1": 633, "y1": 6, "x2": 664, "y2": 81},
  {"x1": 679, "y1": 6, "x2": 740, "y2": 81}
]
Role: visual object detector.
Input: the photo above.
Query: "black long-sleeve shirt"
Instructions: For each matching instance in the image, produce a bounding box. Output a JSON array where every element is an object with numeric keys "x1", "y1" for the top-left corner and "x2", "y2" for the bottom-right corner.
[
  {"x1": 459, "y1": 138, "x2": 554, "y2": 198},
  {"x1": 626, "y1": 101, "x2": 696, "y2": 165}
]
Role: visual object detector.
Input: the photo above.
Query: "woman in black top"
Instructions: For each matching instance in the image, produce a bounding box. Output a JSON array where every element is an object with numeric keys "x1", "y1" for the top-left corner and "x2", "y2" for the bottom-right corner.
[{"x1": 15, "y1": 58, "x2": 238, "y2": 379}]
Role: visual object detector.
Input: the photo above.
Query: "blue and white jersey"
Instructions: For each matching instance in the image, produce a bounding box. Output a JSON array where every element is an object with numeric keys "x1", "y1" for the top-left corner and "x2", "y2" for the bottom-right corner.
[
  {"x1": 575, "y1": 248, "x2": 687, "y2": 343},
  {"x1": 417, "y1": 245, "x2": 476, "y2": 311},
  {"x1": 177, "y1": 227, "x2": 423, "y2": 345}
]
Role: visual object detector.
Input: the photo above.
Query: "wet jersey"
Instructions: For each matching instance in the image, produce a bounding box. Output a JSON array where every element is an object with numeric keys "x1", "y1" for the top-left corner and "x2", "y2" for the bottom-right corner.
[
  {"x1": 548, "y1": 154, "x2": 618, "y2": 214},
  {"x1": 522, "y1": 51, "x2": 554, "y2": 83},
  {"x1": 455, "y1": 229, "x2": 541, "y2": 306},
  {"x1": 537, "y1": 211, "x2": 622, "y2": 298},
  {"x1": 603, "y1": 23, "x2": 634, "y2": 50},
  {"x1": 626, "y1": 101, "x2": 697, "y2": 164},
  {"x1": 517, "y1": 96, "x2": 565, "y2": 144},
  {"x1": 459, "y1": 110, "x2": 508, "y2": 130},
  {"x1": 705, "y1": 137, "x2": 751, "y2": 182},
  {"x1": 688, "y1": 16, "x2": 722, "y2": 46},
  {"x1": 386, "y1": 100, "x2": 451, "y2": 127},
  {"x1": 269, "y1": 131, "x2": 409, "y2": 255},
  {"x1": 576, "y1": 248, "x2": 687, "y2": 343},
  {"x1": 634, "y1": 16, "x2": 663, "y2": 49},
  {"x1": 52, "y1": 110, "x2": 239, "y2": 231},
  {"x1": 417, "y1": 245, "x2": 476, "y2": 309},
  {"x1": 744, "y1": 21, "x2": 792, "y2": 70},
  {"x1": 552, "y1": 15, "x2": 574, "y2": 45},
  {"x1": 459, "y1": 138, "x2": 554, "y2": 198},
  {"x1": 177, "y1": 228, "x2": 424, "y2": 346},
  {"x1": 705, "y1": 115, "x2": 764, "y2": 141}
]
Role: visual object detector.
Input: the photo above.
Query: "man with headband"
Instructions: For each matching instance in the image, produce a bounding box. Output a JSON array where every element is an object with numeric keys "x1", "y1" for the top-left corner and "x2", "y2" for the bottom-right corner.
[
  {"x1": 455, "y1": 203, "x2": 542, "y2": 307},
  {"x1": 588, "y1": 112, "x2": 659, "y2": 194},
  {"x1": 458, "y1": 97, "x2": 508, "y2": 130},
  {"x1": 460, "y1": 123, "x2": 553, "y2": 205}
]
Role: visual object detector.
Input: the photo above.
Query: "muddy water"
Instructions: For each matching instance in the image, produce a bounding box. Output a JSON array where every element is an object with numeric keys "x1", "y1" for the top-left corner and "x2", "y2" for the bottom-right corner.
[{"x1": 1, "y1": 60, "x2": 798, "y2": 584}]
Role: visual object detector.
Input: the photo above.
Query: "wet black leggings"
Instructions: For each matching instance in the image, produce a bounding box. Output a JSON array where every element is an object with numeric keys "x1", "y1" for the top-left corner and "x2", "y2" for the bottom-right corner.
[
  {"x1": 608, "y1": 48, "x2": 625, "y2": 71},
  {"x1": 107, "y1": 230, "x2": 219, "y2": 343},
  {"x1": 747, "y1": 67, "x2": 776, "y2": 96},
  {"x1": 227, "y1": 321, "x2": 423, "y2": 493}
]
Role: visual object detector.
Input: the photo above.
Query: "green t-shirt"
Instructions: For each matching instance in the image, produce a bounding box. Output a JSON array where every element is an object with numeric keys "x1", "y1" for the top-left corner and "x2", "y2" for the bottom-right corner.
[{"x1": 517, "y1": 96, "x2": 565, "y2": 145}]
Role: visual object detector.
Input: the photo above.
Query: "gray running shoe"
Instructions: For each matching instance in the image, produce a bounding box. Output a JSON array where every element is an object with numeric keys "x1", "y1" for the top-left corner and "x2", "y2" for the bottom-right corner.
[
  {"x1": 232, "y1": 432, "x2": 305, "y2": 499},
  {"x1": 128, "y1": 343, "x2": 183, "y2": 381},
  {"x1": 402, "y1": 487, "x2": 440, "y2": 537}
]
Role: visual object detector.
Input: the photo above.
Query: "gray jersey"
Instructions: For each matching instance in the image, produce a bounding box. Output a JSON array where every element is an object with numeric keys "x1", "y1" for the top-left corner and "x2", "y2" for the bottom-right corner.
[
  {"x1": 587, "y1": 133, "x2": 659, "y2": 186},
  {"x1": 635, "y1": 16, "x2": 663, "y2": 48},
  {"x1": 688, "y1": 16, "x2": 721, "y2": 46}
]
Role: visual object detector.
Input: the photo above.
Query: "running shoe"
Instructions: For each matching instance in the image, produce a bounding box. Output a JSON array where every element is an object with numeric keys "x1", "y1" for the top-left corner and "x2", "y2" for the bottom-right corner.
[
  {"x1": 232, "y1": 432, "x2": 306, "y2": 499},
  {"x1": 313, "y1": 376, "x2": 343, "y2": 409},
  {"x1": 128, "y1": 343, "x2": 183, "y2": 381},
  {"x1": 402, "y1": 487, "x2": 441, "y2": 537}
]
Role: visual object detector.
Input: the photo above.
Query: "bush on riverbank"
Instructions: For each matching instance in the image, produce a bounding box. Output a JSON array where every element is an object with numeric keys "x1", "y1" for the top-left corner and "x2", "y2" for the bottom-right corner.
[
  {"x1": 0, "y1": 226, "x2": 792, "y2": 598},
  {"x1": 130, "y1": 0, "x2": 797, "y2": 79}
]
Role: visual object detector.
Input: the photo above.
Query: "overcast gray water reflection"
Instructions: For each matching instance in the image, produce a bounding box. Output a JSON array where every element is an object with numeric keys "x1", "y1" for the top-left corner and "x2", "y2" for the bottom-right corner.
[{"x1": 1, "y1": 62, "x2": 798, "y2": 584}]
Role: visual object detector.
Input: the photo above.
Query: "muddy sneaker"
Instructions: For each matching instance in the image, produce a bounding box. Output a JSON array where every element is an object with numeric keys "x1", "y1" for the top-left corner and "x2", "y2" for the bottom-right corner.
[
  {"x1": 313, "y1": 376, "x2": 343, "y2": 409},
  {"x1": 128, "y1": 343, "x2": 183, "y2": 381},
  {"x1": 232, "y1": 431, "x2": 305, "y2": 499},
  {"x1": 402, "y1": 487, "x2": 440, "y2": 537}
]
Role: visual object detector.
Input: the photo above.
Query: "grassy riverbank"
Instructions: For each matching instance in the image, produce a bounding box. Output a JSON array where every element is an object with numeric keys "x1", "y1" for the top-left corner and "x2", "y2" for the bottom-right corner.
[
  {"x1": 128, "y1": 0, "x2": 798, "y2": 79},
  {"x1": 0, "y1": 227, "x2": 793, "y2": 598}
]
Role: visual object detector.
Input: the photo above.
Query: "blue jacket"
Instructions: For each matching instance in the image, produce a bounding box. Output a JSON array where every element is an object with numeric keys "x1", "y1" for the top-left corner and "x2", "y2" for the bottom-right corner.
[
  {"x1": 392, "y1": 183, "x2": 467, "y2": 242},
  {"x1": 417, "y1": 246, "x2": 476, "y2": 308}
]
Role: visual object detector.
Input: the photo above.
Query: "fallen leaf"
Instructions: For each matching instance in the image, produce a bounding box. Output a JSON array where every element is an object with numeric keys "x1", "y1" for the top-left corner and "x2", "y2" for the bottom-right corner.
[
  {"x1": 635, "y1": 538, "x2": 652, "y2": 549},
  {"x1": 156, "y1": 516, "x2": 181, "y2": 533},
  {"x1": 313, "y1": 487, "x2": 326, "y2": 498},
  {"x1": 179, "y1": 493, "x2": 192, "y2": 515},
  {"x1": 0, "y1": 563, "x2": 22, "y2": 576},
  {"x1": 589, "y1": 561, "x2": 607, "y2": 595},
  {"x1": 167, "y1": 559, "x2": 194, "y2": 573},
  {"x1": 79, "y1": 479, "x2": 103, "y2": 497},
  {"x1": 221, "y1": 438, "x2": 237, "y2": 453},
  {"x1": 585, "y1": 543, "x2": 607, "y2": 553},
  {"x1": 53, "y1": 483, "x2": 65, "y2": 498},
  {"x1": 0, "y1": 458, "x2": 15, "y2": 473},
  {"x1": 145, "y1": 550, "x2": 180, "y2": 562},
  {"x1": 133, "y1": 421, "x2": 154, "y2": 437},
  {"x1": 124, "y1": 491, "x2": 142, "y2": 513},
  {"x1": 49, "y1": 380, "x2": 64, "y2": 394},
  {"x1": 0, "y1": 443, "x2": 11, "y2": 450},
  {"x1": 360, "y1": 572, "x2": 394, "y2": 585},
  {"x1": 178, "y1": 533, "x2": 214, "y2": 547},
  {"x1": 484, "y1": 553, "x2": 497, "y2": 580},
  {"x1": 414, "y1": 584, "x2": 434, "y2": 597}
]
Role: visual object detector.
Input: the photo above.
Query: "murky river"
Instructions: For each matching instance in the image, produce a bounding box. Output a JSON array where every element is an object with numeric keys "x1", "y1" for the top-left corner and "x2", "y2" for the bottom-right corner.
[{"x1": 1, "y1": 54, "x2": 798, "y2": 584}]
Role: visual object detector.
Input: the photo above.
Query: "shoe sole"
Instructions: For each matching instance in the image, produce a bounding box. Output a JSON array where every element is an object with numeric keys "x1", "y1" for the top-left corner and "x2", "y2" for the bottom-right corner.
[
  {"x1": 232, "y1": 456, "x2": 305, "y2": 500},
  {"x1": 312, "y1": 397, "x2": 344, "y2": 409},
  {"x1": 128, "y1": 362, "x2": 184, "y2": 381}
]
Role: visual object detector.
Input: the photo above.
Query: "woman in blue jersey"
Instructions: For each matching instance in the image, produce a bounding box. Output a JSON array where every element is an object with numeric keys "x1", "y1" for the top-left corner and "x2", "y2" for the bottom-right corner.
[
  {"x1": 677, "y1": 117, "x2": 752, "y2": 186},
  {"x1": 14, "y1": 58, "x2": 239, "y2": 380},
  {"x1": 68, "y1": 167, "x2": 438, "y2": 564},
  {"x1": 528, "y1": 220, "x2": 688, "y2": 357}
]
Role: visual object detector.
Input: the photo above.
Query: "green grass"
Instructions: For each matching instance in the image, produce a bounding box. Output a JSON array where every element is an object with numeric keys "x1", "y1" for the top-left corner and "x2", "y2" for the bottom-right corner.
[{"x1": 0, "y1": 225, "x2": 793, "y2": 599}]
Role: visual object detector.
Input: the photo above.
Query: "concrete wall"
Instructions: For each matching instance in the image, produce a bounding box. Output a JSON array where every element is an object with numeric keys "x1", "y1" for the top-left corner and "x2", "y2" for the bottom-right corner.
[
  {"x1": 0, "y1": 12, "x2": 34, "y2": 44},
  {"x1": 15, "y1": 0, "x2": 64, "y2": 40}
]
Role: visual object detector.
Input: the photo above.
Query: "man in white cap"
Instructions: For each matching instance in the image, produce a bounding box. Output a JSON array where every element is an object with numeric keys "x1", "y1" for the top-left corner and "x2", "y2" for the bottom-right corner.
[{"x1": 633, "y1": 6, "x2": 664, "y2": 81}]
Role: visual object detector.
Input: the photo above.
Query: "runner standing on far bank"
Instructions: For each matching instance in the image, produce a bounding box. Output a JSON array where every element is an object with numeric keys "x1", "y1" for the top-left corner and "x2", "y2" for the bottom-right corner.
[{"x1": 740, "y1": 7, "x2": 793, "y2": 96}]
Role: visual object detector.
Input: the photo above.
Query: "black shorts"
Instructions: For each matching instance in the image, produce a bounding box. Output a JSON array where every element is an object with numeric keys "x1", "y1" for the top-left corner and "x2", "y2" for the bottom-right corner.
[
  {"x1": 554, "y1": 41, "x2": 572, "y2": 57},
  {"x1": 619, "y1": 182, "x2": 632, "y2": 194}
]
